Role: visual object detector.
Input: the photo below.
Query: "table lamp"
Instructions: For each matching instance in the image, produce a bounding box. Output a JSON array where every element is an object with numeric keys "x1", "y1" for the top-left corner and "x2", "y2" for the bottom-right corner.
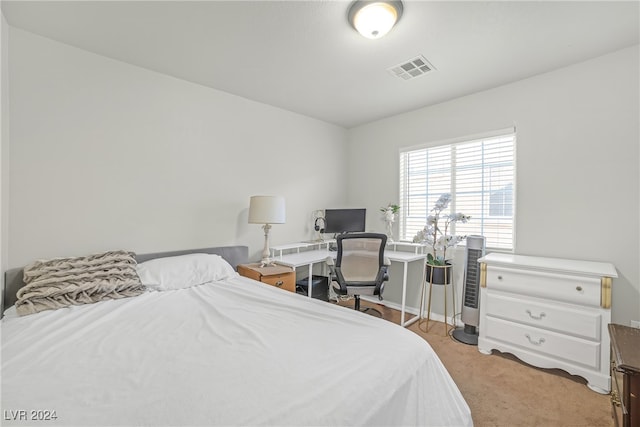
[{"x1": 248, "y1": 195, "x2": 286, "y2": 267}]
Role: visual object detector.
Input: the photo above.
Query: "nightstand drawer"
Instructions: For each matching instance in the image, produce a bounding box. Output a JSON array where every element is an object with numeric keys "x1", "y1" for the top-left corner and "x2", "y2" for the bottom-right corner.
[
  {"x1": 237, "y1": 263, "x2": 296, "y2": 292},
  {"x1": 260, "y1": 273, "x2": 295, "y2": 292}
]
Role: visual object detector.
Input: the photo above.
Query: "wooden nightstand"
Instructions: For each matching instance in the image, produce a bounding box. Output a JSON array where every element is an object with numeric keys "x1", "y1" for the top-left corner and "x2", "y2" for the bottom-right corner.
[{"x1": 237, "y1": 263, "x2": 296, "y2": 292}]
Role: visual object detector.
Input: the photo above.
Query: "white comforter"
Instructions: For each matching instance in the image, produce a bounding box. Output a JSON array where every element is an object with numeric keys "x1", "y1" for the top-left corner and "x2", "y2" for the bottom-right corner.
[{"x1": 1, "y1": 275, "x2": 472, "y2": 426}]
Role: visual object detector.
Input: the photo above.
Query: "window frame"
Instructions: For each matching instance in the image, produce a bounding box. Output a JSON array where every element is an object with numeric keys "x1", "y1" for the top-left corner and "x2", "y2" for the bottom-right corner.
[{"x1": 398, "y1": 128, "x2": 516, "y2": 252}]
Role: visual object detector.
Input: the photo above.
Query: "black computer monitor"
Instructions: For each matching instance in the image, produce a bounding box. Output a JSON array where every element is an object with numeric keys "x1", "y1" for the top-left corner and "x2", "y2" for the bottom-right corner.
[{"x1": 323, "y1": 208, "x2": 366, "y2": 234}]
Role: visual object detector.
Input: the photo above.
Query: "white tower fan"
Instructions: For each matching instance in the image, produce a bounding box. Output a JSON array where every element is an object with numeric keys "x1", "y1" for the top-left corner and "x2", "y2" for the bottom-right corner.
[{"x1": 452, "y1": 235, "x2": 486, "y2": 345}]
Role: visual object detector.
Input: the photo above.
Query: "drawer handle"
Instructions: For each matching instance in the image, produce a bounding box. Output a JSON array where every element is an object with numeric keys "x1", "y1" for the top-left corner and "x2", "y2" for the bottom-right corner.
[
  {"x1": 497, "y1": 275, "x2": 503, "y2": 280},
  {"x1": 275, "y1": 281, "x2": 284, "y2": 287},
  {"x1": 611, "y1": 390, "x2": 621, "y2": 407},
  {"x1": 526, "y1": 310, "x2": 546, "y2": 320},
  {"x1": 576, "y1": 286, "x2": 583, "y2": 292},
  {"x1": 525, "y1": 334, "x2": 545, "y2": 346}
]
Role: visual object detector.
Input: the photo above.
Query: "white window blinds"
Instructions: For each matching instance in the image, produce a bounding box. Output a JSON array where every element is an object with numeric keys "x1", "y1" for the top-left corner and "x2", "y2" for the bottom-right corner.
[{"x1": 399, "y1": 130, "x2": 516, "y2": 250}]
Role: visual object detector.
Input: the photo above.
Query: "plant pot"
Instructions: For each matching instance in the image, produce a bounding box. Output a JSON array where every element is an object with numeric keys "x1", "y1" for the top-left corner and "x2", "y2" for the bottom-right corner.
[{"x1": 426, "y1": 263, "x2": 452, "y2": 285}]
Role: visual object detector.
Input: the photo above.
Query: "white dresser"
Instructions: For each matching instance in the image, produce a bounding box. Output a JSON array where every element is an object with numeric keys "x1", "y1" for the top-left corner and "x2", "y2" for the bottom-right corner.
[{"x1": 477, "y1": 253, "x2": 617, "y2": 394}]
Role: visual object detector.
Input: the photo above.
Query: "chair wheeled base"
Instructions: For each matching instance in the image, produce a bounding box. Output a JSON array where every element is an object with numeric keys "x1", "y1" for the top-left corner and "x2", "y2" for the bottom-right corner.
[{"x1": 353, "y1": 295, "x2": 383, "y2": 318}]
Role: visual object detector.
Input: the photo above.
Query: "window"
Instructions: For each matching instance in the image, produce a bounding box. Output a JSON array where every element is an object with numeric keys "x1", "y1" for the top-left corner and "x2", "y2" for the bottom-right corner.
[{"x1": 399, "y1": 130, "x2": 516, "y2": 250}]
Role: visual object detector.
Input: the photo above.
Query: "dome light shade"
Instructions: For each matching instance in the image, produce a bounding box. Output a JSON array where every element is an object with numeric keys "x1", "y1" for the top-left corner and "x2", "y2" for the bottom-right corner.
[{"x1": 348, "y1": 1, "x2": 403, "y2": 39}]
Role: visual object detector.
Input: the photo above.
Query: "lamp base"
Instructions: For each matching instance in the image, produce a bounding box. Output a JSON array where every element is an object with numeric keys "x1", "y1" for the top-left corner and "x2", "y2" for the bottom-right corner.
[
  {"x1": 259, "y1": 224, "x2": 274, "y2": 267},
  {"x1": 259, "y1": 257, "x2": 276, "y2": 268}
]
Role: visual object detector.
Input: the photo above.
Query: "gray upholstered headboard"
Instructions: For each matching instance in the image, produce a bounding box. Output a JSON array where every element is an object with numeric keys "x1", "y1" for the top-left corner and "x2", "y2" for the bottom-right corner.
[{"x1": 2, "y1": 245, "x2": 249, "y2": 315}]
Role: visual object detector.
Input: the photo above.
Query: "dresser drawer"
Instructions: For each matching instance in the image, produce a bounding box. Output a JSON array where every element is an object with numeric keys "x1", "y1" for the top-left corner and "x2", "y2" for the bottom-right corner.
[
  {"x1": 609, "y1": 324, "x2": 640, "y2": 424},
  {"x1": 611, "y1": 361, "x2": 627, "y2": 423},
  {"x1": 485, "y1": 292, "x2": 602, "y2": 340},
  {"x1": 486, "y1": 266, "x2": 601, "y2": 307},
  {"x1": 483, "y1": 316, "x2": 601, "y2": 370}
]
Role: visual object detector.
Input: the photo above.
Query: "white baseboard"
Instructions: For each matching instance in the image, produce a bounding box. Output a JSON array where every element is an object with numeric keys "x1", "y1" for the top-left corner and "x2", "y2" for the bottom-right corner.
[{"x1": 359, "y1": 295, "x2": 462, "y2": 327}]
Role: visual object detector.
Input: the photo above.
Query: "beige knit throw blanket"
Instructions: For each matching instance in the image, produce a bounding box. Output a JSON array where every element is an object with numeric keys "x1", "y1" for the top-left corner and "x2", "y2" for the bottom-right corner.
[{"x1": 16, "y1": 250, "x2": 145, "y2": 316}]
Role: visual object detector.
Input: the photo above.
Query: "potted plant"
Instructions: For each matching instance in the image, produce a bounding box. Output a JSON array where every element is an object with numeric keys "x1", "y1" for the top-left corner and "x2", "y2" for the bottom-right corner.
[
  {"x1": 380, "y1": 203, "x2": 400, "y2": 242},
  {"x1": 412, "y1": 193, "x2": 470, "y2": 284}
]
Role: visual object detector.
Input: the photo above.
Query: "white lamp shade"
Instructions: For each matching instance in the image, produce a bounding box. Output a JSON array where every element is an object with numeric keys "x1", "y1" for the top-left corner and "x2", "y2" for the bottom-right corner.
[{"x1": 248, "y1": 196, "x2": 286, "y2": 224}]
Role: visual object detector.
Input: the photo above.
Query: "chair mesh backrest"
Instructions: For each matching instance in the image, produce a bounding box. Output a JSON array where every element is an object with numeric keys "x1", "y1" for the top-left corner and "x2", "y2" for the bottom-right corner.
[{"x1": 338, "y1": 236, "x2": 384, "y2": 282}]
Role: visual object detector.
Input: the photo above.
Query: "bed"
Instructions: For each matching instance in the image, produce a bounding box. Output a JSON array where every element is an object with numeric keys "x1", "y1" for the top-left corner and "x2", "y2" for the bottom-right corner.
[{"x1": 1, "y1": 246, "x2": 472, "y2": 426}]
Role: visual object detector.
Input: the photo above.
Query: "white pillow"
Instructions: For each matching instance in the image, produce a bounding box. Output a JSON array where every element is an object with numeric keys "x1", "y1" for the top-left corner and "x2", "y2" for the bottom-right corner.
[
  {"x1": 136, "y1": 253, "x2": 237, "y2": 291},
  {"x1": 2, "y1": 305, "x2": 19, "y2": 320}
]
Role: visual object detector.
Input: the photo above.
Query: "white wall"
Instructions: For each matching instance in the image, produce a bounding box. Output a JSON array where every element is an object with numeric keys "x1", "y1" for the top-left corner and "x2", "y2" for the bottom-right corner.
[
  {"x1": 347, "y1": 46, "x2": 640, "y2": 326},
  {"x1": 0, "y1": 12, "x2": 8, "y2": 310},
  {"x1": 4, "y1": 27, "x2": 638, "y2": 326},
  {"x1": 6, "y1": 28, "x2": 348, "y2": 269}
]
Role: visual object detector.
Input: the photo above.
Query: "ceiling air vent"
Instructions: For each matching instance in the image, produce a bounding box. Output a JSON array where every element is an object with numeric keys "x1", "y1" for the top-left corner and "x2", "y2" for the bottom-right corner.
[{"x1": 388, "y1": 55, "x2": 435, "y2": 80}]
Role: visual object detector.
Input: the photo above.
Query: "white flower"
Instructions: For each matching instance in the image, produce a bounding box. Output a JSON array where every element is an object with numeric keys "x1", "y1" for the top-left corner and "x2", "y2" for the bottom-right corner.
[
  {"x1": 432, "y1": 193, "x2": 452, "y2": 212},
  {"x1": 434, "y1": 236, "x2": 448, "y2": 251},
  {"x1": 448, "y1": 213, "x2": 471, "y2": 223},
  {"x1": 412, "y1": 228, "x2": 426, "y2": 243},
  {"x1": 413, "y1": 192, "x2": 472, "y2": 264}
]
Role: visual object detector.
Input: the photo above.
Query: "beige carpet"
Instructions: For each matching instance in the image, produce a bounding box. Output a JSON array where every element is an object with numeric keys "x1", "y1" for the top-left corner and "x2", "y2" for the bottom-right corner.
[{"x1": 342, "y1": 300, "x2": 613, "y2": 426}]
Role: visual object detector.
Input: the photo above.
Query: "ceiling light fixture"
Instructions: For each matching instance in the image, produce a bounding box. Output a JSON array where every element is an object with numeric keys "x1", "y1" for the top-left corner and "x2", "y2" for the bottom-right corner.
[{"x1": 348, "y1": 1, "x2": 403, "y2": 40}]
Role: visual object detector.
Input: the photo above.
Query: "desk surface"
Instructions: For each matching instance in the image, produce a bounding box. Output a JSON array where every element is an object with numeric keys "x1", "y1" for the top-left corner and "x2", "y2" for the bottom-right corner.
[{"x1": 273, "y1": 249, "x2": 425, "y2": 268}]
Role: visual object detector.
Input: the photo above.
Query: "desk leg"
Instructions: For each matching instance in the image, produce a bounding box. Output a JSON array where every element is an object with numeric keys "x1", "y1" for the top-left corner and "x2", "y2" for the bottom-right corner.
[
  {"x1": 400, "y1": 260, "x2": 408, "y2": 325},
  {"x1": 399, "y1": 258, "x2": 424, "y2": 328},
  {"x1": 400, "y1": 261, "x2": 421, "y2": 328},
  {"x1": 307, "y1": 262, "x2": 313, "y2": 298},
  {"x1": 419, "y1": 257, "x2": 427, "y2": 319}
]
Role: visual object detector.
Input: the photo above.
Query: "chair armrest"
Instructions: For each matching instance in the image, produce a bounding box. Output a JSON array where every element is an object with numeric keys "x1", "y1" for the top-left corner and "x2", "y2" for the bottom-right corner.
[{"x1": 381, "y1": 258, "x2": 391, "y2": 283}]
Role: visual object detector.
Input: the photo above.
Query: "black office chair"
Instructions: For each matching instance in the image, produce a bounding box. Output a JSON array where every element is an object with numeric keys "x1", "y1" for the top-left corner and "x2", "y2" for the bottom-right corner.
[{"x1": 326, "y1": 233, "x2": 390, "y2": 317}]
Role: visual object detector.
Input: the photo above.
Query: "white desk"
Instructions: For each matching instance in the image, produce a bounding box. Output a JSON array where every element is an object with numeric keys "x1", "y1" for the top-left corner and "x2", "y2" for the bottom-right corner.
[
  {"x1": 273, "y1": 249, "x2": 426, "y2": 328},
  {"x1": 387, "y1": 241, "x2": 428, "y2": 254},
  {"x1": 270, "y1": 241, "x2": 333, "y2": 257}
]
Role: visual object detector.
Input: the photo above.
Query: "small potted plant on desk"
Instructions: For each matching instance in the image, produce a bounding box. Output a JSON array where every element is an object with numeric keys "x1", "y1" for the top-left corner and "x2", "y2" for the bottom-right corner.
[{"x1": 412, "y1": 193, "x2": 470, "y2": 284}]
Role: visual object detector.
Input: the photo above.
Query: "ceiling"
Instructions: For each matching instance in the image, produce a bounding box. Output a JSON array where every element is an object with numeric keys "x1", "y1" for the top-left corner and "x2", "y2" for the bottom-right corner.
[{"x1": 2, "y1": 1, "x2": 639, "y2": 128}]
